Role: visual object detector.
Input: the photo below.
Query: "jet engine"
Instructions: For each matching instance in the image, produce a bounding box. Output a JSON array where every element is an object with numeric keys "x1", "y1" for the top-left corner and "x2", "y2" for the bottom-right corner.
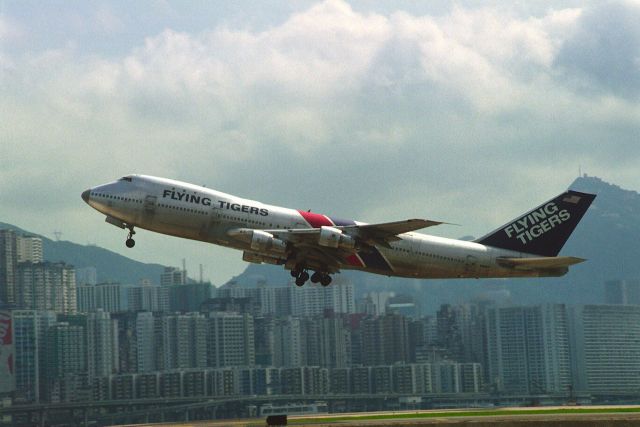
[
  {"x1": 250, "y1": 230, "x2": 287, "y2": 253},
  {"x1": 318, "y1": 226, "x2": 356, "y2": 249}
]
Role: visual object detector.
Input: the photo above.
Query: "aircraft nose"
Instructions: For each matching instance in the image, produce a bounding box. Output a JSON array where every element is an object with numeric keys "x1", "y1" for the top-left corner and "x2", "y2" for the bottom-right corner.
[{"x1": 81, "y1": 189, "x2": 90, "y2": 204}]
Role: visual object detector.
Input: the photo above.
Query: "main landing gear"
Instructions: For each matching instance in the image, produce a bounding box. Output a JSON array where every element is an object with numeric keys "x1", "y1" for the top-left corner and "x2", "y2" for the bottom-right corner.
[
  {"x1": 291, "y1": 267, "x2": 332, "y2": 287},
  {"x1": 125, "y1": 226, "x2": 136, "y2": 248}
]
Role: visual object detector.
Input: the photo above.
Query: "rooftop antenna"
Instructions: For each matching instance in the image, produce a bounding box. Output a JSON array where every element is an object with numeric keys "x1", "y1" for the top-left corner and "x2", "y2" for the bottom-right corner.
[
  {"x1": 182, "y1": 258, "x2": 187, "y2": 283},
  {"x1": 52, "y1": 231, "x2": 62, "y2": 241}
]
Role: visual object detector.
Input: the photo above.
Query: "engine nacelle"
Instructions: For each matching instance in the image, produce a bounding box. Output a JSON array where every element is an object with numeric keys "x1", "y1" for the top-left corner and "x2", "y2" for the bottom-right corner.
[
  {"x1": 242, "y1": 251, "x2": 284, "y2": 265},
  {"x1": 250, "y1": 230, "x2": 286, "y2": 253},
  {"x1": 318, "y1": 226, "x2": 356, "y2": 249}
]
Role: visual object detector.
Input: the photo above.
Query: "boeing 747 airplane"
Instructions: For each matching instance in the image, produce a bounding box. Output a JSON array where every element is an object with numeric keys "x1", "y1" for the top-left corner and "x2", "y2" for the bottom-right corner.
[{"x1": 81, "y1": 175, "x2": 595, "y2": 286}]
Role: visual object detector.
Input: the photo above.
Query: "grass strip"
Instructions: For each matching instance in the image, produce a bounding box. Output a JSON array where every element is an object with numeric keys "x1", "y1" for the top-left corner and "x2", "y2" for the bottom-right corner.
[{"x1": 289, "y1": 407, "x2": 640, "y2": 424}]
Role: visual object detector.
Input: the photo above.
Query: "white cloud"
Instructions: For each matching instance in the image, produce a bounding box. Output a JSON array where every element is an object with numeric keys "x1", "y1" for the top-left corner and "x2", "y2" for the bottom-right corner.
[
  {"x1": 0, "y1": 14, "x2": 22, "y2": 41},
  {"x1": 554, "y1": 0, "x2": 640, "y2": 99},
  {"x1": 1, "y1": 0, "x2": 639, "y2": 282}
]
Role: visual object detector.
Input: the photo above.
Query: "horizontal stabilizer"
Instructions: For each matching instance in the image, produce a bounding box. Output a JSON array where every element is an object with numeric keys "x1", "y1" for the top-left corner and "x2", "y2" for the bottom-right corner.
[{"x1": 496, "y1": 256, "x2": 586, "y2": 271}]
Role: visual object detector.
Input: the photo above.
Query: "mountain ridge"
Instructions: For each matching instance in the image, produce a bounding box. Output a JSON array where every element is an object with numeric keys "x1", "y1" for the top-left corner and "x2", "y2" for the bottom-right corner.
[{"x1": 0, "y1": 221, "x2": 166, "y2": 285}]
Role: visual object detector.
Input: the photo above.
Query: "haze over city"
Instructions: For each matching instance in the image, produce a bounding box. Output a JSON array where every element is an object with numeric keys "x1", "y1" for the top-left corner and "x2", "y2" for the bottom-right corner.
[{"x1": 2, "y1": 0, "x2": 639, "y2": 284}]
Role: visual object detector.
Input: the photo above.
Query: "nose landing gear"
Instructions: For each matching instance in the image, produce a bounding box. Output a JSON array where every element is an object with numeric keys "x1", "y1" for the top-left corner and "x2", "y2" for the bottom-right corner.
[{"x1": 125, "y1": 226, "x2": 136, "y2": 248}]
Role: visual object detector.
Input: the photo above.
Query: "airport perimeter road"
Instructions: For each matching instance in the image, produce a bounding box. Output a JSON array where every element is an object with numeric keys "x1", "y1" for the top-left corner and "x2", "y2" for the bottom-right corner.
[{"x1": 119, "y1": 406, "x2": 640, "y2": 426}]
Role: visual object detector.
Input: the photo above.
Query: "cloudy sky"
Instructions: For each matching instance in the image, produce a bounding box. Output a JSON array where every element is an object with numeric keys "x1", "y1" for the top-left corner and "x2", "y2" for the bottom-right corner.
[{"x1": 1, "y1": 0, "x2": 639, "y2": 284}]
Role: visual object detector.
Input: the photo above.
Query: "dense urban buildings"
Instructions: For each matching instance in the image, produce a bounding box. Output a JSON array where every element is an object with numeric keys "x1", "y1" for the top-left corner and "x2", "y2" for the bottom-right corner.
[{"x1": 3, "y1": 227, "x2": 640, "y2": 414}]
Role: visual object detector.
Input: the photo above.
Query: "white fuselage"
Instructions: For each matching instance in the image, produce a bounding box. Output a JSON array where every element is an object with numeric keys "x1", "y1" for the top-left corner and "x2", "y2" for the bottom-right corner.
[{"x1": 84, "y1": 175, "x2": 548, "y2": 280}]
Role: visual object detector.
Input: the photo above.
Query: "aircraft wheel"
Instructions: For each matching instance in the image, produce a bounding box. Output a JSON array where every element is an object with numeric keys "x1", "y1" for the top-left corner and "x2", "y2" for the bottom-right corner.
[
  {"x1": 299, "y1": 271, "x2": 310, "y2": 283},
  {"x1": 310, "y1": 272, "x2": 322, "y2": 283},
  {"x1": 126, "y1": 225, "x2": 136, "y2": 248},
  {"x1": 290, "y1": 269, "x2": 299, "y2": 278},
  {"x1": 320, "y1": 274, "x2": 332, "y2": 287},
  {"x1": 295, "y1": 277, "x2": 306, "y2": 287}
]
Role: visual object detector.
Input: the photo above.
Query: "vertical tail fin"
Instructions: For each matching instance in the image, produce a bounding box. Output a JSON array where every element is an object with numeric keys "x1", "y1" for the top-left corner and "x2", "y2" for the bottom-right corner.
[{"x1": 476, "y1": 190, "x2": 596, "y2": 256}]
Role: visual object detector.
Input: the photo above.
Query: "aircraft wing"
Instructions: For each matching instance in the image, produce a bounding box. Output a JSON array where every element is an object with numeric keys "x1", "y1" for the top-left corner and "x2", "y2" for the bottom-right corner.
[
  {"x1": 495, "y1": 256, "x2": 586, "y2": 271},
  {"x1": 227, "y1": 218, "x2": 443, "y2": 272},
  {"x1": 340, "y1": 219, "x2": 445, "y2": 248},
  {"x1": 264, "y1": 218, "x2": 443, "y2": 247},
  {"x1": 343, "y1": 219, "x2": 443, "y2": 237}
]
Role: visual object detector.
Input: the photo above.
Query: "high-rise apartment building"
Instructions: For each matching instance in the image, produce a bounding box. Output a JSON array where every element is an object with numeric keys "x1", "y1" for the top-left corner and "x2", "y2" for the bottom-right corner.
[
  {"x1": 77, "y1": 282, "x2": 127, "y2": 313},
  {"x1": 111, "y1": 312, "x2": 138, "y2": 374},
  {"x1": 291, "y1": 285, "x2": 325, "y2": 317},
  {"x1": 253, "y1": 316, "x2": 275, "y2": 366},
  {"x1": 16, "y1": 262, "x2": 76, "y2": 313},
  {"x1": 127, "y1": 283, "x2": 160, "y2": 312},
  {"x1": 570, "y1": 305, "x2": 640, "y2": 395},
  {"x1": 135, "y1": 312, "x2": 155, "y2": 373},
  {"x1": 86, "y1": 310, "x2": 119, "y2": 380},
  {"x1": 0, "y1": 229, "x2": 18, "y2": 305},
  {"x1": 300, "y1": 314, "x2": 352, "y2": 368},
  {"x1": 359, "y1": 313, "x2": 410, "y2": 366},
  {"x1": 435, "y1": 304, "x2": 486, "y2": 365},
  {"x1": 160, "y1": 267, "x2": 186, "y2": 287},
  {"x1": 158, "y1": 313, "x2": 207, "y2": 370},
  {"x1": 215, "y1": 281, "x2": 354, "y2": 317},
  {"x1": 76, "y1": 285, "x2": 95, "y2": 313},
  {"x1": 16, "y1": 235, "x2": 43, "y2": 263},
  {"x1": 169, "y1": 282, "x2": 213, "y2": 312},
  {"x1": 12, "y1": 310, "x2": 56, "y2": 402},
  {"x1": 291, "y1": 282, "x2": 355, "y2": 316},
  {"x1": 272, "y1": 317, "x2": 303, "y2": 368},
  {"x1": 317, "y1": 314, "x2": 352, "y2": 368},
  {"x1": 45, "y1": 321, "x2": 87, "y2": 402},
  {"x1": 436, "y1": 304, "x2": 464, "y2": 361},
  {"x1": 207, "y1": 312, "x2": 255, "y2": 368},
  {"x1": 486, "y1": 304, "x2": 571, "y2": 394}
]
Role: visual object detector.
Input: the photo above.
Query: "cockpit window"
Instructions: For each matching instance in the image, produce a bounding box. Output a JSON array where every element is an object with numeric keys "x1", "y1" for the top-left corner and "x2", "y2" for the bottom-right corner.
[{"x1": 119, "y1": 176, "x2": 133, "y2": 182}]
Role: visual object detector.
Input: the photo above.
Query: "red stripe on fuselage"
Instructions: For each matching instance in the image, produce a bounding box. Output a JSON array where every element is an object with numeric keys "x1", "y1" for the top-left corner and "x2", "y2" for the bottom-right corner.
[
  {"x1": 346, "y1": 254, "x2": 364, "y2": 267},
  {"x1": 297, "y1": 210, "x2": 365, "y2": 267},
  {"x1": 298, "y1": 210, "x2": 334, "y2": 228}
]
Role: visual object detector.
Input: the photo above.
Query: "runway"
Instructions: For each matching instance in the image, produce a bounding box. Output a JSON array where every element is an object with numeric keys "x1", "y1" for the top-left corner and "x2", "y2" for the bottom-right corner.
[{"x1": 116, "y1": 405, "x2": 640, "y2": 426}]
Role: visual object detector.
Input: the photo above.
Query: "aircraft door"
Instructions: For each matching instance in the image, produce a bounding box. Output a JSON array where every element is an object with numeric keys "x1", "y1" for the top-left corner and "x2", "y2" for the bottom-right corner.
[
  {"x1": 465, "y1": 255, "x2": 478, "y2": 277},
  {"x1": 144, "y1": 195, "x2": 157, "y2": 214}
]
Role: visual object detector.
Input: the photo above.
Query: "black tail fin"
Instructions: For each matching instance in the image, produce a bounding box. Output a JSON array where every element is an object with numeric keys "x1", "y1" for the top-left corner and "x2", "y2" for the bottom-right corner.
[{"x1": 476, "y1": 190, "x2": 596, "y2": 256}]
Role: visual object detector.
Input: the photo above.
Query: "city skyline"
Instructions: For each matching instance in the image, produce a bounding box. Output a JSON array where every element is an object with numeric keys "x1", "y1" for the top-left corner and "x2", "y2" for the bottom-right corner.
[
  {"x1": 2, "y1": 0, "x2": 640, "y2": 283},
  {"x1": 3, "y1": 225, "x2": 640, "y2": 424}
]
